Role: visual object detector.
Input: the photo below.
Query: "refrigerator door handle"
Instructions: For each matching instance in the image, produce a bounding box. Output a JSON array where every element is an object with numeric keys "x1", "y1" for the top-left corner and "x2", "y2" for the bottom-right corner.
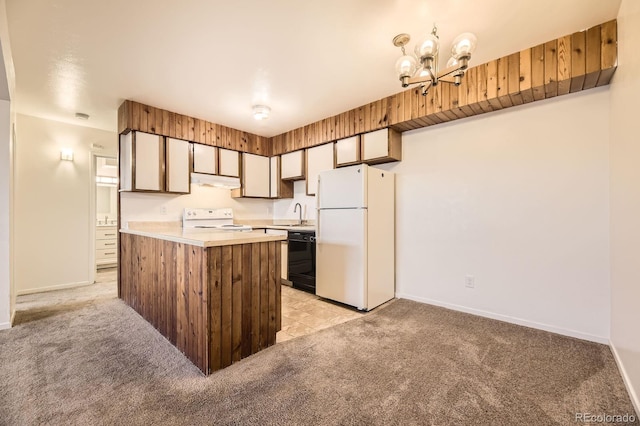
[{"x1": 316, "y1": 175, "x2": 321, "y2": 239}]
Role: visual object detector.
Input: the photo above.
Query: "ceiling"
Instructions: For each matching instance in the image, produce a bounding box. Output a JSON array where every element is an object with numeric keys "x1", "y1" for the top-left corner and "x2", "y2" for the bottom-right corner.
[{"x1": 5, "y1": 0, "x2": 621, "y2": 137}]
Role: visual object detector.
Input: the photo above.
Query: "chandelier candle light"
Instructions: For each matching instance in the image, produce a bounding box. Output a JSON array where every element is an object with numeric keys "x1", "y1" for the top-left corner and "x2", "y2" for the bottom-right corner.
[{"x1": 393, "y1": 25, "x2": 477, "y2": 96}]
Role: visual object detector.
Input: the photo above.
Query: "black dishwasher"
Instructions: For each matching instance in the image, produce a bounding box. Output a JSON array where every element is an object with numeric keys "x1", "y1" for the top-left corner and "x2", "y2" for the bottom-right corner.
[{"x1": 288, "y1": 230, "x2": 316, "y2": 294}]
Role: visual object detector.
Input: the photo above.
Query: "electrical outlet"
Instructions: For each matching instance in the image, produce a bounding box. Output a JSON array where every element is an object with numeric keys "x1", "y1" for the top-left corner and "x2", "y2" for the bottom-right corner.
[
  {"x1": 160, "y1": 206, "x2": 167, "y2": 215},
  {"x1": 465, "y1": 275, "x2": 475, "y2": 288}
]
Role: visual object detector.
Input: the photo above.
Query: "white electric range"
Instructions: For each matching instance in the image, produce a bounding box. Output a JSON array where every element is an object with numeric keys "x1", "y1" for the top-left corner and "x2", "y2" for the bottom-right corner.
[{"x1": 182, "y1": 208, "x2": 252, "y2": 232}]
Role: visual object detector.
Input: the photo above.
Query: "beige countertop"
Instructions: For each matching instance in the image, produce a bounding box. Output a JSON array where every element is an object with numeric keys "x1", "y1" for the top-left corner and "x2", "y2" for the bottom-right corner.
[
  {"x1": 120, "y1": 227, "x2": 286, "y2": 247},
  {"x1": 254, "y1": 224, "x2": 316, "y2": 232}
]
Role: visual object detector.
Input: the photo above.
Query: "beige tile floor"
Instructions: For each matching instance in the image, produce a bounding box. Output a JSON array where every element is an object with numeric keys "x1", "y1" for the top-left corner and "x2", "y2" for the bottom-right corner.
[
  {"x1": 17, "y1": 269, "x2": 366, "y2": 344},
  {"x1": 277, "y1": 285, "x2": 365, "y2": 342}
]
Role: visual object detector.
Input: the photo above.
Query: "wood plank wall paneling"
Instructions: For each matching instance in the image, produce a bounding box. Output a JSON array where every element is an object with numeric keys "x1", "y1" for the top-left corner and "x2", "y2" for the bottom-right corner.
[
  {"x1": 268, "y1": 20, "x2": 617, "y2": 155},
  {"x1": 119, "y1": 234, "x2": 281, "y2": 375},
  {"x1": 117, "y1": 101, "x2": 271, "y2": 156},
  {"x1": 117, "y1": 20, "x2": 617, "y2": 158}
]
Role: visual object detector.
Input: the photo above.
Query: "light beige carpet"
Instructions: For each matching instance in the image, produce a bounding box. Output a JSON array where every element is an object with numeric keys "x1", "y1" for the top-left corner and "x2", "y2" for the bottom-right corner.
[{"x1": 0, "y1": 280, "x2": 637, "y2": 425}]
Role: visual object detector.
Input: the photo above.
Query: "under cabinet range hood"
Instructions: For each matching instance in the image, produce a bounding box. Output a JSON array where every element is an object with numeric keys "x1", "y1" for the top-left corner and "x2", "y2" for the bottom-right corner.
[{"x1": 190, "y1": 173, "x2": 241, "y2": 189}]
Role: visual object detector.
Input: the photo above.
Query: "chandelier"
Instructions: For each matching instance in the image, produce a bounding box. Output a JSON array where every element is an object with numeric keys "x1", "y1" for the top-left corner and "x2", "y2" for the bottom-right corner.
[{"x1": 393, "y1": 25, "x2": 477, "y2": 96}]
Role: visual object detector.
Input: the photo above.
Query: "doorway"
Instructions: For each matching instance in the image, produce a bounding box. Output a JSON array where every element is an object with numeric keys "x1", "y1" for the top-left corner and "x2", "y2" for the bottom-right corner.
[{"x1": 94, "y1": 155, "x2": 118, "y2": 274}]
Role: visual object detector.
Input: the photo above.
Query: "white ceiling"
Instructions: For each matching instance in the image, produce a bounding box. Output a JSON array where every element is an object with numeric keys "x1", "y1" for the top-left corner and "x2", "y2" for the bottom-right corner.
[{"x1": 5, "y1": 0, "x2": 621, "y2": 137}]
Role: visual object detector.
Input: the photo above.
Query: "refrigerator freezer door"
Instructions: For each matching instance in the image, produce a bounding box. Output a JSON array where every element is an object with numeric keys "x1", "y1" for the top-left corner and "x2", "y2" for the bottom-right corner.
[
  {"x1": 317, "y1": 164, "x2": 367, "y2": 209},
  {"x1": 316, "y1": 208, "x2": 367, "y2": 309}
]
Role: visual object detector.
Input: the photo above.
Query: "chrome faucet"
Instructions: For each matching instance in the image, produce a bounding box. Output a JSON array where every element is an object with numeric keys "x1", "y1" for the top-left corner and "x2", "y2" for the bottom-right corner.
[{"x1": 294, "y1": 203, "x2": 303, "y2": 225}]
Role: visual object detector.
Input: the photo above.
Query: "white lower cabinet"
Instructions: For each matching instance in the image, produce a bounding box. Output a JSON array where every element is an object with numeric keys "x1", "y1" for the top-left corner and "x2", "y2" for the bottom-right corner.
[
  {"x1": 266, "y1": 229, "x2": 289, "y2": 282},
  {"x1": 96, "y1": 226, "x2": 118, "y2": 269}
]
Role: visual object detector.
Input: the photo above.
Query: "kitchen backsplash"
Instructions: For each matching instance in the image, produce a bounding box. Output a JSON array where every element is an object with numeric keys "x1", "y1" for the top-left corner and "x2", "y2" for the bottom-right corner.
[{"x1": 119, "y1": 181, "x2": 317, "y2": 228}]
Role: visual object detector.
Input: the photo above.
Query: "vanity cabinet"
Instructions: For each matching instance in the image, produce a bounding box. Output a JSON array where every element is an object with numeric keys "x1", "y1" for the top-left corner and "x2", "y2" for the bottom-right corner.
[
  {"x1": 305, "y1": 143, "x2": 334, "y2": 196},
  {"x1": 281, "y1": 150, "x2": 305, "y2": 180},
  {"x1": 165, "y1": 137, "x2": 191, "y2": 193},
  {"x1": 192, "y1": 143, "x2": 217, "y2": 175},
  {"x1": 96, "y1": 226, "x2": 118, "y2": 269},
  {"x1": 218, "y1": 148, "x2": 241, "y2": 178},
  {"x1": 361, "y1": 128, "x2": 402, "y2": 165},
  {"x1": 335, "y1": 135, "x2": 361, "y2": 167}
]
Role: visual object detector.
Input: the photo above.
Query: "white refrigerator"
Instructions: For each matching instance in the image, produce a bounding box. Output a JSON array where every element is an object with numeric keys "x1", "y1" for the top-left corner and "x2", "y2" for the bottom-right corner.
[{"x1": 316, "y1": 164, "x2": 395, "y2": 311}]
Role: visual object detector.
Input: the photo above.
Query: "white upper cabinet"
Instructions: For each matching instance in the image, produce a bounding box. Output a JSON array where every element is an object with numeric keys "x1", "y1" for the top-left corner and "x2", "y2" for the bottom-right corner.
[
  {"x1": 165, "y1": 138, "x2": 191, "y2": 193},
  {"x1": 270, "y1": 156, "x2": 280, "y2": 198},
  {"x1": 193, "y1": 143, "x2": 217, "y2": 175},
  {"x1": 241, "y1": 153, "x2": 270, "y2": 198},
  {"x1": 361, "y1": 128, "x2": 402, "y2": 165},
  {"x1": 306, "y1": 143, "x2": 335, "y2": 196},
  {"x1": 281, "y1": 150, "x2": 305, "y2": 180},
  {"x1": 134, "y1": 131, "x2": 164, "y2": 191},
  {"x1": 335, "y1": 135, "x2": 361, "y2": 167},
  {"x1": 218, "y1": 148, "x2": 240, "y2": 177},
  {"x1": 119, "y1": 132, "x2": 133, "y2": 191}
]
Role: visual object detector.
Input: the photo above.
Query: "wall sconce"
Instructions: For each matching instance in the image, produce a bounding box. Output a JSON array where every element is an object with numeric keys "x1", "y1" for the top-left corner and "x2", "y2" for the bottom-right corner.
[{"x1": 60, "y1": 149, "x2": 74, "y2": 161}]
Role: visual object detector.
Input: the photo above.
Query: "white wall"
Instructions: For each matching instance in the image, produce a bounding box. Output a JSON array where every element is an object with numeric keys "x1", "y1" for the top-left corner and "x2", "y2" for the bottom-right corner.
[
  {"x1": 273, "y1": 180, "x2": 316, "y2": 223},
  {"x1": 610, "y1": 0, "x2": 640, "y2": 413},
  {"x1": 0, "y1": 100, "x2": 11, "y2": 328},
  {"x1": 0, "y1": 0, "x2": 15, "y2": 328},
  {"x1": 120, "y1": 185, "x2": 273, "y2": 226},
  {"x1": 14, "y1": 114, "x2": 117, "y2": 294},
  {"x1": 377, "y1": 88, "x2": 611, "y2": 343}
]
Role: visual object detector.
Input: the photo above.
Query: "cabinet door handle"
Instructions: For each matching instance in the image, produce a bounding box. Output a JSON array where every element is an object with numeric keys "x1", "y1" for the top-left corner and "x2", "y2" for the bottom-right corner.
[
  {"x1": 104, "y1": 233, "x2": 116, "y2": 237},
  {"x1": 104, "y1": 252, "x2": 115, "y2": 256},
  {"x1": 104, "y1": 242, "x2": 116, "y2": 246}
]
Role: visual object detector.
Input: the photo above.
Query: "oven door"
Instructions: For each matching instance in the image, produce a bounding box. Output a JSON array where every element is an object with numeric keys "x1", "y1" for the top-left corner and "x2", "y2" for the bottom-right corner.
[{"x1": 288, "y1": 231, "x2": 316, "y2": 294}]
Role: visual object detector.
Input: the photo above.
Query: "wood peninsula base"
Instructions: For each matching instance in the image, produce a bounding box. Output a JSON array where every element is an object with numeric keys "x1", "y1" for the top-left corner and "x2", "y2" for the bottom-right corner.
[{"x1": 119, "y1": 233, "x2": 281, "y2": 374}]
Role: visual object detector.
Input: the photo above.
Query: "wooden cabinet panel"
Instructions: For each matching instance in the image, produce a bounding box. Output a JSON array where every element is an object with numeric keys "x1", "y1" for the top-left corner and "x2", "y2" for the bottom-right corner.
[
  {"x1": 134, "y1": 131, "x2": 164, "y2": 191},
  {"x1": 361, "y1": 128, "x2": 402, "y2": 165},
  {"x1": 166, "y1": 138, "x2": 191, "y2": 194},
  {"x1": 335, "y1": 135, "x2": 360, "y2": 167},
  {"x1": 281, "y1": 150, "x2": 305, "y2": 180},
  {"x1": 306, "y1": 143, "x2": 334, "y2": 196},
  {"x1": 218, "y1": 148, "x2": 240, "y2": 177},
  {"x1": 241, "y1": 153, "x2": 270, "y2": 198},
  {"x1": 193, "y1": 143, "x2": 217, "y2": 174}
]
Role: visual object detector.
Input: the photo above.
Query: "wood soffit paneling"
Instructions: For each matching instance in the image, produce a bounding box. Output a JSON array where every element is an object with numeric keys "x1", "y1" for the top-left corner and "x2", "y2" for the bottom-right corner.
[{"x1": 118, "y1": 20, "x2": 617, "y2": 158}]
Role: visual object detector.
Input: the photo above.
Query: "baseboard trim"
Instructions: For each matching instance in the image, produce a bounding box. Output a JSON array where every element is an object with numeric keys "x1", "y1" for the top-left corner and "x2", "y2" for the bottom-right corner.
[
  {"x1": 395, "y1": 293, "x2": 609, "y2": 344},
  {"x1": 17, "y1": 280, "x2": 93, "y2": 296},
  {"x1": 0, "y1": 321, "x2": 11, "y2": 330},
  {"x1": 610, "y1": 341, "x2": 640, "y2": 417}
]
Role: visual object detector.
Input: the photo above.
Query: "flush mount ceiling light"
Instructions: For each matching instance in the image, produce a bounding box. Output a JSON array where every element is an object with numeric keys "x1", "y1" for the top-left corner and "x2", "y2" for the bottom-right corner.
[
  {"x1": 393, "y1": 24, "x2": 477, "y2": 96},
  {"x1": 252, "y1": 105, "x2": 271, "y2": 120},
  {"x1": 75, "y1": 112, "x2": 90, "y2": 120}
]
